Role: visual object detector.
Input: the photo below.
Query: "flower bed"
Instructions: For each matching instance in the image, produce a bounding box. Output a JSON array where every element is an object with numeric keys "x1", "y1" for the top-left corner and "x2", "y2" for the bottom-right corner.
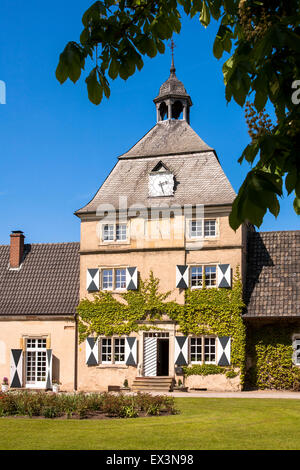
[{"x1": 0, "y1": 391, "x2": 177, "y2": 419}]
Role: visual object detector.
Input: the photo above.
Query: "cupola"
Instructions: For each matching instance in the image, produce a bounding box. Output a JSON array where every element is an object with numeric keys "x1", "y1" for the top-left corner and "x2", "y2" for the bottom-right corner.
[{"x1": 153, "y1": 52, "x2": 192, "y2": 124}]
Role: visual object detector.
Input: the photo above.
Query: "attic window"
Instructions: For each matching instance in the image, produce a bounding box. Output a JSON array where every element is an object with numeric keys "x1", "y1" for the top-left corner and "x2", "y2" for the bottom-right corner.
[{"x1": 151, "y1": 161, "x2": 171, "y2": 173}]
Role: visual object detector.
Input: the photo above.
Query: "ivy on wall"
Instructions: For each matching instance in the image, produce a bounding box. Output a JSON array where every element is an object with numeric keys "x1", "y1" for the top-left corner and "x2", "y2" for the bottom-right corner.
[
  {"x1": 246, "y1": 325, "x2": 300, "y2": 390},
  {"x1": 77, "y1": 269, "x2": 246, "y2": 379}
]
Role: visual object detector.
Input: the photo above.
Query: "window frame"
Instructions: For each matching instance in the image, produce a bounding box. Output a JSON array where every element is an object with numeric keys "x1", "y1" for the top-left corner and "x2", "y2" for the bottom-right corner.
[
  {"x1": 189, "y1": 265, "x2": 218, "y2": 289},
  {"x1": 187, "y1": 218, "x2": 218, "y2": 241},
  {"x1": 99, "y1": 337, "x2": 126, "y2": 365},
  {"x1": 189, "y1": 336, "x2": 217, "y2": 365},
  {"x1": 100, "y1": 267, "x2": 127, "y2": 291},
  {"x1": 101, "y1": 223, "x2": 129, "y2": 244}
]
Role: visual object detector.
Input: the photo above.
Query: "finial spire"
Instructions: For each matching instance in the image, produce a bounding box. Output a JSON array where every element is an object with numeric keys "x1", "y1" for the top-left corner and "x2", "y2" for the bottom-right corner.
[{"x1": 170, "y1": 38, "x2": 176, "y2": 76}]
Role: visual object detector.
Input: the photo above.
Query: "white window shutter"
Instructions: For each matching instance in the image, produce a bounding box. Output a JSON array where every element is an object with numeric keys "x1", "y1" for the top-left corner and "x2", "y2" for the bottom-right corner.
[
  {"x1": 86, "y1": 337, "x2": 99, "y2": 366},
  {"x1": 174, "y1": 336, "x2": 188, "y2": 366},
  {"x1": 293, "y1": 338, "x2": 300, "y2": 364},
  {"x1": 217, "y1": 264, "x2": 231, "y2": 288},
  {"x1": 144, "y1": 337, "x2": 157, "y2": 376},
  {"x1": 217, "y1": 337, "x2": 231, "y2": 366},
  {"x1": 126, "y1": 267, "x2": 138, "y2": 290},
  {"x1": 125, "y1": 337, "x2": 137, "y2": 366},
  {"x1": 10, "y1": 349, "x2": 23, "y2": 388},
  {"x1": 86, "y1": 269, "x2": 100, "y2": 292},
  {"x1": 46, "y1": 349, "x2": 53, "y2": 389},
  {"x1": 176, "y1": 265, "x2": 189, "y2": 289}
]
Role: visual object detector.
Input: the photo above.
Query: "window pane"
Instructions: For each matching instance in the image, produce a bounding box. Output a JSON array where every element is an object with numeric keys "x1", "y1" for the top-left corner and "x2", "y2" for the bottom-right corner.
[
  {"x1": 103, "y1": 224, "x2": 114, "y2": 241},
  {"x1": 191, "y1": 266, "x2": 202, "y2": 288},
  {"x1": 204, "y1": 220, "x2": 216, "y2": 237},
  {"x1": 205, "y1": 266, "x2": 217, "y2": 287},
  {"x1": 189, "y1": 220, "x2": 202, "y2": 238},
  {"x1": 102, "y1": 269, "x2": 113, "y2": 289},
  {"x1": 102, "y1": 338, "x2": 112, "y2": 362},
  {"x1": 190, "y1": 337, "x2": 202, "y2": 363},
  {"x1": 115, "y1": 269, "x2": 126, "y2": 289},
  {"x1": 204, "y1": 337, "x2": 216, "y2": 363},
  {"x1": 116, "y1": 224, "x2": 127, "y2": 241},
  {"x1": 114, "y1": 338, "x2": 125, "y2": 363}
]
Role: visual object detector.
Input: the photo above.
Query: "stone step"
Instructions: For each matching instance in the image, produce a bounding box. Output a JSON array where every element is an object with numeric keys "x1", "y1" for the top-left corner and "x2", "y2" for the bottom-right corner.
[{"x1": 132, "y1": 376, "x2": 175, "y2": 392}]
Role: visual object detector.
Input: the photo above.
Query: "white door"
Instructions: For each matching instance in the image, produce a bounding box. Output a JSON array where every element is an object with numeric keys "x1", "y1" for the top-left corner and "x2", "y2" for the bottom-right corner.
[
  {"x1": 25, "y1": 338, "x2": 47, "y2": 388},
  {"x1": 144, "y1": 337, "x2": 157, "y2": 376}
]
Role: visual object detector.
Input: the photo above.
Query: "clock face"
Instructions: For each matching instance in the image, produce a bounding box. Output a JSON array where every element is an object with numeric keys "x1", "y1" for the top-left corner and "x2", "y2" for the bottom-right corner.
[{"x1": 149, "y1": 173, "x2": 174, "y2": 197}]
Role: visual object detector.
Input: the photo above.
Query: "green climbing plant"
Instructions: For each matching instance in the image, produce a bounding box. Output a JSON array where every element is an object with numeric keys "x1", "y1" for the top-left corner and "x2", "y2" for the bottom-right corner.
[{"x1": 77, "y1": 268, "x2": 246, "y2": 380}]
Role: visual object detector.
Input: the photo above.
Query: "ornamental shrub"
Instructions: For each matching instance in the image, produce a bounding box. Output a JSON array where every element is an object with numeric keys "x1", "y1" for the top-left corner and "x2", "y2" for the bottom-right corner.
[{"x1": 183, "y1": 364, "x2": 224, "y2": 376}]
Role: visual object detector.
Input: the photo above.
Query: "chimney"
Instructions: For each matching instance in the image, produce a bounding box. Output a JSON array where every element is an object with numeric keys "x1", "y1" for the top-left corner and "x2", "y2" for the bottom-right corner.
[{"x1": 10, "y1": 231, "x2": 25, "y2": 268}]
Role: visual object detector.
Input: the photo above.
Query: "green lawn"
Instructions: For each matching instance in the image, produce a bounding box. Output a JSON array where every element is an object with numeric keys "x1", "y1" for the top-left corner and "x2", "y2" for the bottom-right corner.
[{"x1": 1, "y1": 397, "x2": 300, "y2": 450}]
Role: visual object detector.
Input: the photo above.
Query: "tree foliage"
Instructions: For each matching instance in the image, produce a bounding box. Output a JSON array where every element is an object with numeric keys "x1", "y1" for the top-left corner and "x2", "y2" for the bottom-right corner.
[{"x1": 56, "y1": 0, "x2": 300, "y2": 228}]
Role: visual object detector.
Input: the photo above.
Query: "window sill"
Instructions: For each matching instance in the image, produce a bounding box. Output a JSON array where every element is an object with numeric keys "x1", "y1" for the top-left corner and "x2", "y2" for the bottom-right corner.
[{"x1": 96, "y1": 364, "x2": 127, "y2": 369}]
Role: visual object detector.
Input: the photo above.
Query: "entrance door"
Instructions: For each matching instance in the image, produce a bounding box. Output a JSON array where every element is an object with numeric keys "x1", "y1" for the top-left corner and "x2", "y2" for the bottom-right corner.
[
  {"x1": 25, "y1": 338, "x2": 47, "y2": 388},
  {"x1": 157, "y1": 339, "x2": 169, "y2": 376},
  {"x1": 143, "y1": 333, "x2": 170, "y2": 377}
]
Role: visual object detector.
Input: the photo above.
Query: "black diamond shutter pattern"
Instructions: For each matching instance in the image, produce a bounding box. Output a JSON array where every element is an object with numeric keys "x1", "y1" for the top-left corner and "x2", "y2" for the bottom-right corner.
[
  {"x1": 125, "y1": 337, "x2": 137, "y2": 366},
  {"x1": 46, "y1": 349, "x2": 53, "y2": 389},
  {"x1": 217, "y1": 264, "x2": 231, "y2": 288},
  {"x1": 126, "y1": 267, "x2": 138, "y2": 290},
  {"x1": 176, "y1": 265, "x2": 189, "y2": 289},
  {"x1": 86, "y1": 337, "x2": 99, "y2": 366},
  {"x1": 86, "y1": 269, "x2": 100, "y2": 292},
  {"x1": 217, "y1": 337, "x2": 231, "y2": 366},
  {"x1": 174, "y1": 336, "x2": 188, "y2": 366},
  {"x1": 10, "y1": 349, "x2": 23, "y2": 388}
]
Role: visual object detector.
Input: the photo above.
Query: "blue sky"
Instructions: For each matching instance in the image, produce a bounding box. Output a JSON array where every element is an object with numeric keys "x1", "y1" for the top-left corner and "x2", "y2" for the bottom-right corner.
[{"x1": 0, "y1": 0, "x2": 298, "y2": 246}]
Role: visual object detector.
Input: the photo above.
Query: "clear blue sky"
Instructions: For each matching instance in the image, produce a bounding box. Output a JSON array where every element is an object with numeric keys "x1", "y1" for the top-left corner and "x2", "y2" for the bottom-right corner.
[{"x1": 0, "y1": 0, "x2": 298, "y2": 246}]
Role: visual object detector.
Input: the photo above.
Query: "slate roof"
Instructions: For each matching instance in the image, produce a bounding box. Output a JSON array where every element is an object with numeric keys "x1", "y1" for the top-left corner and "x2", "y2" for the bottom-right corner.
[
  {"x1": 0, "y1": 242, "x2": 80, "y2": 316},
  {"x1": 76, "y1": 120, "x2": 235, "y2": 215},
  {"x1": 244, "y1": 231, "x2": 300, "y2": 318}
]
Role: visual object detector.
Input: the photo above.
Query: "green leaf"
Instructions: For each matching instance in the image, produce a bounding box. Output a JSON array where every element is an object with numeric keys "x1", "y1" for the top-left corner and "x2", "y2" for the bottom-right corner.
[
  {"x1": 108, "y1": 58, "x2": 119, "y2": 79},
  {"x1": 285, "y1": 171, "x2": 297, "y2": 195},
  {"x1": 56, "y1": 42, "x2": 85, "y2": 84},
  {"x1": 213, "y1": 37, "x2": 223, "y2": 59},
  {"x1": 86, "y1": 68, "x2": 103, "y2": 105},
  {"x1": 200, "y1": 1, "x2": 210, "y2": 27},
  {"x1": 293, "y1": 196, "x2": 300, "y2": 215}
]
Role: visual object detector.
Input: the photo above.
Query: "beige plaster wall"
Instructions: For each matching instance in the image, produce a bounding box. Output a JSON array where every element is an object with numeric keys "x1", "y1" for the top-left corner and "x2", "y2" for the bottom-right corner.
[
  {"x1": 0, "y1": 318, "x2": 76, "y2": 391},
  {"x1": 185, "y1": 371, "x2": 241, "y2": 392}
]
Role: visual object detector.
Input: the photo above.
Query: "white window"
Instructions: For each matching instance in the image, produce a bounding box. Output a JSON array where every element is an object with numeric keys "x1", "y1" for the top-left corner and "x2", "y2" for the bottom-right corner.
[
  {"x1": 101, "y1": 268, "x2": 126, "y2": 290},
  {"x1": 102, "y1": 223, "x2": 127, "y2": 242},
  {"x1": 190, "y1": 337, "x2": 216, "y2": 364},
  {"x1": 188, "y1": 219, "x2": 217, "y2": 239},
  {"x1": 204, "y1": 337, "x2": 216, "y2": 363},
  {"x1": 115, "y1": 269, "x2": 126, "y2": 289},
  {"x1": 191, "y1": 266, "x2": 203, "y2": 288},
  {"x1": 102, "y1": 269, "x2": 113, "y2": 290},
  {"x1": 189, "y1": 220, "x2": 202, "y2": 238},
  {"x1": 26, "y1": 338, "x2": 47, "y2": 387},
  {"x1": 103, "y1": 224, "x2": 114, "y2": 241},
  {"x1": 204, "y1": 220, "x2": 216, "y2": 237},
  {"x1": 101, "y1": 338, "x2": 112, "y2": 363},
  {"x1": 116, "y1": 224, "x2": 127, "y2": 241},
  {"x1": 190, "y1": 265, "x2": 217, "y2": 288},
  {"x1": 204, "y1": 266, "x2": 217, "y2": 287},
  {"x1": 100, "y1": 337, "x2": 125, "y2": 364},
  {"x1": 190, "y1": 337, "x2": 202, "y2": 363}
]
